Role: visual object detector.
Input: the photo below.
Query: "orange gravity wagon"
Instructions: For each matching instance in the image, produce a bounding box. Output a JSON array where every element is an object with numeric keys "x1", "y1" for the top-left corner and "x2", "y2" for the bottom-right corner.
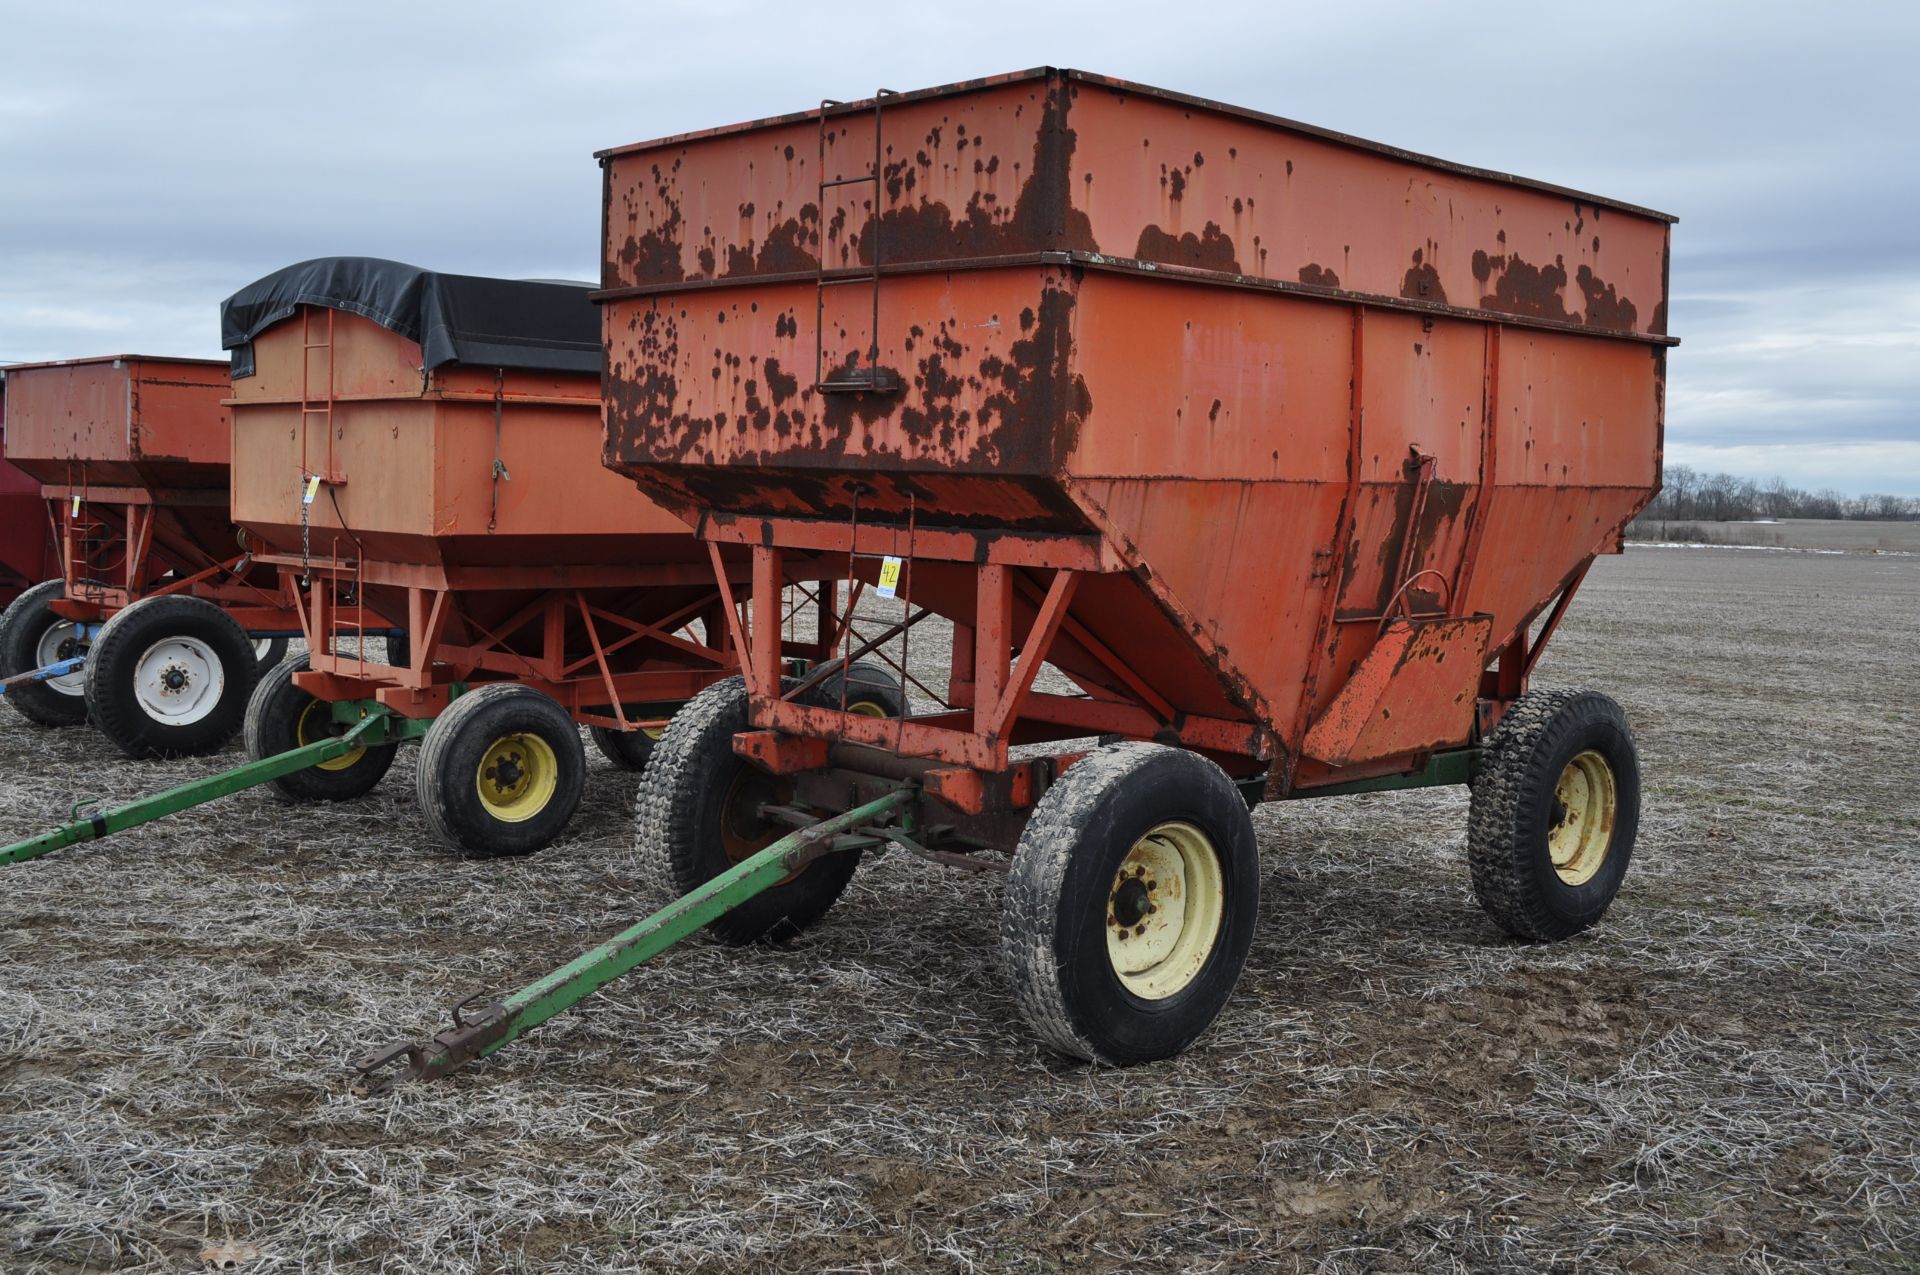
[
  {"x1": 349, "y1": 67, "x2": 1672, "y2": 1087},
  {"x1": 0, "y1": 355, "x2": 317, "y2": 756},
  {"x1": 216, "y1": 258, "x2": 900, "y2": 857}
]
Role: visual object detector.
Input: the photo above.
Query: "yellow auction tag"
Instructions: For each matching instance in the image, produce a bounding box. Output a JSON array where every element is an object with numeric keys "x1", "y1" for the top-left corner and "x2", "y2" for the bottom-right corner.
[
  {"x1": 303, "y1": 475, "x2": 322, "y2": 505},
  {"x1": 876, "y1": 556, "x2": 903, "y2": 599},
  {"x1": 70, "y1": 494, "x2": 81, "y2": 518}
]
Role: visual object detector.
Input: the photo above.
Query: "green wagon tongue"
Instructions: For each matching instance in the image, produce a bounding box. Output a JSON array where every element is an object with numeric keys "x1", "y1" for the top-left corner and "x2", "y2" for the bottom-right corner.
[
  {"x1": 0, "y1": 706, "x2": 427, "y2": 867},
  {"x1": 350, "y1": 788, "x2": 913, "y2": 1093}
]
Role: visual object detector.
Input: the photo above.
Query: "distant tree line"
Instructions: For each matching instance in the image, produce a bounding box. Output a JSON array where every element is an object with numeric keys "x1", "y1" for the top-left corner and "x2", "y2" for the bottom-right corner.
[{"x1": 1637, "y1": 465, "x2": 1920, "y2": 523}]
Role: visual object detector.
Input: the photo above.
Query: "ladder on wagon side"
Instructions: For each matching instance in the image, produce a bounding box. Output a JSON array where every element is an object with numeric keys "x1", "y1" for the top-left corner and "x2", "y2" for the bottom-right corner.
[{"x1": 814, "y1": 88, "x2": 899, "y2": 395}]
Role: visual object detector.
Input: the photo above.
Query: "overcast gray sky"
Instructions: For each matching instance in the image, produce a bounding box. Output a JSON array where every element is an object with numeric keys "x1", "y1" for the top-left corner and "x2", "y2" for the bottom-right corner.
[{"x1": 3, "y1": 1, "x2": 1915, "y2": 495}]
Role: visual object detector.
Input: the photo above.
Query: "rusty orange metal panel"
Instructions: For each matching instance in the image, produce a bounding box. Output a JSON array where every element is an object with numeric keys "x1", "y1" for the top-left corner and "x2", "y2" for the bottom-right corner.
[
  {"x1": 1301, "y1": 616, "x2": 1493, "y2": 766},
  {"x1": 604, "y1": 267, "x2": 1091, "y2": 531},
  {"x1": 599, "y1": 68, "x2": 1673, "y2": 774},
  {"x1": 1065, "y1": 74, "x2": 1670, "y2": 338},
  {"x1": 599, "y1": 68, "x2": 1673, "y2": 340},
  {"x1": 1, "y1": 355, "x2": 231, "y2": 490}
]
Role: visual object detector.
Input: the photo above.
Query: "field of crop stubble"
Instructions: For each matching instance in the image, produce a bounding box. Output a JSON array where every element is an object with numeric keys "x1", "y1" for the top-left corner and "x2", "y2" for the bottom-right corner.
[{"x1": 3, "y1": 544, "x2": 1917, "y2": 1273}]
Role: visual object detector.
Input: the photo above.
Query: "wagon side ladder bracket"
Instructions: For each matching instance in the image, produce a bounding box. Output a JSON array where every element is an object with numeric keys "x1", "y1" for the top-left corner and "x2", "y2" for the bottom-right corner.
[{"x1": 814, "y1": 88, "x2": 899, "y2": 395}]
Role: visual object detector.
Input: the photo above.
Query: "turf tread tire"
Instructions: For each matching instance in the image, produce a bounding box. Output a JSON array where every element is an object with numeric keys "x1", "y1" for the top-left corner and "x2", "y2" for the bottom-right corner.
[
  {"x1": 1467, "y1": 687, "x2": 1640, "y2": 942},
  {"x1": 633, "y1": 676, "x2": 861, "y2": 943}
]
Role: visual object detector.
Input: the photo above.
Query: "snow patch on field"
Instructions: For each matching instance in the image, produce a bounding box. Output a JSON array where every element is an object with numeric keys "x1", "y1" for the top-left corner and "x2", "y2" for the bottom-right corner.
[{"x1": 1630, "y1": 541, "x2": 1850, "y2": 556}]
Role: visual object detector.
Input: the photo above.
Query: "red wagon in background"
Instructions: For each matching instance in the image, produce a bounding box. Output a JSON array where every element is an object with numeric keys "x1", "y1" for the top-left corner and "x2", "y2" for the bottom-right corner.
[
  {"x1": 0, "y1": 390, "x2": 55, "y2": 609},
  {"x1": 0, "y1": 355, "x2": 300, "y2": 755}
]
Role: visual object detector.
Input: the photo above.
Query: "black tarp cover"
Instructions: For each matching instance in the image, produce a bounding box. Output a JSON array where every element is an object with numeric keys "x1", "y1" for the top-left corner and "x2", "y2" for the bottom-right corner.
[{"x1": 221, "y1": 257, "x2": 600, "y2": 378}]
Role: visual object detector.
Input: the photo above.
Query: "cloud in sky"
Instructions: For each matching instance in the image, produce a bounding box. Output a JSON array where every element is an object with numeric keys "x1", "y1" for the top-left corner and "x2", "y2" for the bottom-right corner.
[{"x1": 2, "y1": 0, "x2": 1915, "y2": 493}]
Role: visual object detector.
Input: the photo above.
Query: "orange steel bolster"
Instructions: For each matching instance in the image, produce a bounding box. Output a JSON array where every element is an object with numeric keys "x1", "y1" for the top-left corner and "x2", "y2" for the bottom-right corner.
[
  {"x1": 701, "y1": 513, "x2": 1113, "y2": 571},
  {"x1": 733, "y1": 730, "x2": 830, "y2": 774}
]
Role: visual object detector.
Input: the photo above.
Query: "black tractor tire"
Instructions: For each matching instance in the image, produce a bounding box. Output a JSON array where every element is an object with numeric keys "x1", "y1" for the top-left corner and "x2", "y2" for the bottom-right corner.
[
  {"x1": 1468, "y1": 688, "x2": 1641, "y2": 942},
  {"x1": 244, "y1": 655, "x2": 399, "y2": 802},
  {"x1": 84, "y1": 594, "x2": 260, "y2": 758},
  {"x1": 817, "y1": 659, "x2": 909, "y2": 719},
  {"x1": 384, "y1": 631, "x2": 411, "y2": 671},
  {"x1": 590, "y1": 723, "x2": 662, "y2": 772},
  {"x1": 0, "y1": 579, "x2": 93, "y2": 727},
  {"x1": 416, "y1": 683, "x2": 586, "y2": 858},
  {"x1": 250, "y1": 637, "x2": 290, "y2": 676},
  {"x1": 1001, "y1": 742, "x2": 1260, "y2": 1066},
  {"x1": 634, "y1": 676, "x2": 861, "y2": 944}
]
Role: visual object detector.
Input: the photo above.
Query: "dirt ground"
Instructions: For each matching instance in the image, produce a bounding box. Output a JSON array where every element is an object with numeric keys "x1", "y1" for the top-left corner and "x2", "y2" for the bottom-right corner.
[{"x1": 3, "y1": 545, "x2": 1918, "y2": 1273}]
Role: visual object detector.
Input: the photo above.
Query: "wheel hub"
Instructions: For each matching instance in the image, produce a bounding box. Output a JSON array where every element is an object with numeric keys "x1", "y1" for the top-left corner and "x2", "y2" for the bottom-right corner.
[
  {"x1": 1548, "y1": 749, "x2": 1618, "y2": 886},
  {"x1": 299, "y1": 697, "x2": 367, "y2": 772},
  {"x1": 34, "y1": 620, "x2": 88, "y2": 696},
  {"x1": 720, "y1": 766, "x2": 809, "y2": 884},
  {"x1": 1104, "y1": 821, "x2": 1226, "y2": 1000},
  {"x1": 474, "y1": 733, "x2": 559, "y2": 823},
  {"x1": 130, "y1": 636, "x2": 224, "y2": 724},
  {"x1": 1111, "y1": 876, "x2": 1151, "y2": 928},
  {"x1": 485, "y1": 751, "x2": 526, "y2": 794}
]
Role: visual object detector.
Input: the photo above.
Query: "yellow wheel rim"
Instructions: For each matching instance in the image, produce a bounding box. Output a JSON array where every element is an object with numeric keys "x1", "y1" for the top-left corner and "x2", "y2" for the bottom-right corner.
[
  {"x1": 299, "y1": 698, "x2": 365, "y2": 772},
  {"x1": 1105, "y1": 821, "x2": 1225, "y2": 1000},
  {"x1": 475, "y1": 732, "x2": 559, "y2": 823},
  {"x1": 847, "y1": 699, "x2": 890, "y2": 718},
  {"x1": 1549, "y1": 749, "x2": 1617, "y2": 886}
]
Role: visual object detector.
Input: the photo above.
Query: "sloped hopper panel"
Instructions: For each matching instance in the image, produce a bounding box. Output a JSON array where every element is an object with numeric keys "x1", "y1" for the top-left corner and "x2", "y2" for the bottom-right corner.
[{"x1": 1301, "y1": 617, "x2": 1494, "y2": 767}]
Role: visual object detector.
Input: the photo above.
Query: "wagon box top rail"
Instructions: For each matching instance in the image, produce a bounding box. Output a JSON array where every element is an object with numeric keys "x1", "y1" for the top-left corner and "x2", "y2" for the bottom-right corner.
[
  {"x1": 0, "y1": 354, "x2": 231, "y2": 374},
  {"x1": 594, "y1": 66, "x2": 1676, "y2": 348},
  {"x1": 595, "y1": 66, "x2": 1678, "y2": 227}
]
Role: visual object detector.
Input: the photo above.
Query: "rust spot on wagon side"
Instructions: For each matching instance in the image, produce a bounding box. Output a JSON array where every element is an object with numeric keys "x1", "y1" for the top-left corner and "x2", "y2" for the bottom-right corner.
[
  {"x1": 1574, "y1": 264, "x2": 1638, "y2": 331},
  {"x1": 616, "y1": 161, "x2": 688, "y2": 284},
  {"x1": 1479, "y1": 253, "x2": 1569, "y2": 322},
  {"x1": 1399, "y1": 248, "x2": 1446, "y2": 304},
  {"x1": 1135, "y1": 222, "x2": 1240, "y2": 273},
  {"x1": 853, "y1": 81, "x2": 1097, "y2": 266},
  {"x1": 722, "y1": 205, "x2": 822, "y2": 278},
  {"x1": 1298, "y1": 263, "x2": 1340, "y2": 288}
]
